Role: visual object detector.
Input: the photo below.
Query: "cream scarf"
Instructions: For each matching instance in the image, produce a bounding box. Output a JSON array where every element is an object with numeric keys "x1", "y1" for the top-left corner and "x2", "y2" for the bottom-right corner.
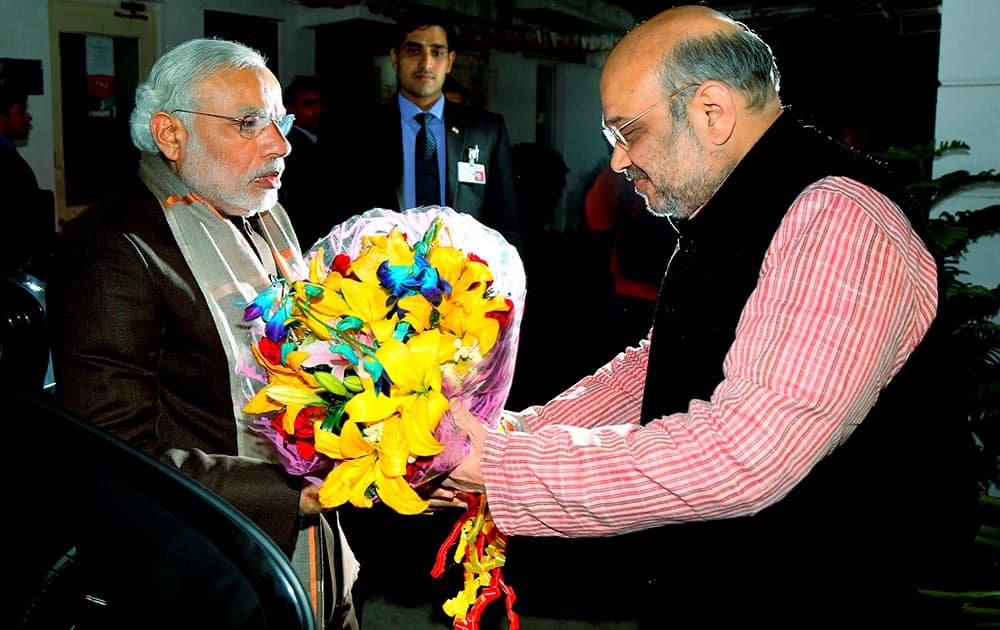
[
  {"x1": 139, "y1": 154, "x2": 358, "y2": 624},
  {"x1": 138, "y1": 152, "x2": 307, "y2": 461}
]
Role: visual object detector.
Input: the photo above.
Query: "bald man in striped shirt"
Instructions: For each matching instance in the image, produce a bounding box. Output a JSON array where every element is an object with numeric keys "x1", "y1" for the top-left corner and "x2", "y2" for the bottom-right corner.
[{"x1": 441, "y1": 5, "x2": 976, "y2": 627}]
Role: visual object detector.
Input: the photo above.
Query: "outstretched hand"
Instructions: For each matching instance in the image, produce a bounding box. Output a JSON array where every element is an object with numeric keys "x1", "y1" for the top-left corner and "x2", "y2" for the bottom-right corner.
[{"x1": 442, "y1": 397, "x2": 487, "y2": 494}]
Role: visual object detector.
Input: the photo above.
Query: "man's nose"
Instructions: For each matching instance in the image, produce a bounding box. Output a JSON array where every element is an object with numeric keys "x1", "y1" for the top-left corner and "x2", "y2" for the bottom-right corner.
[
  {"x1": 609, "y1": 144, "x2": 631, "y2": 173},
  {"x1": 263, "y1": 120, "x2": 291, "y2": 157}
]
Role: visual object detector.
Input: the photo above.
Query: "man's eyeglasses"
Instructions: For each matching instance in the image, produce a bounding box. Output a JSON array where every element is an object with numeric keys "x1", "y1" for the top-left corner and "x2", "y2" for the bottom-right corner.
[
  {"x1": 601, "y1": 83, "x2": 700, "y2": 151},
  {"x1": 170, "y1": 109, "x2": 296, "y2": 139}
]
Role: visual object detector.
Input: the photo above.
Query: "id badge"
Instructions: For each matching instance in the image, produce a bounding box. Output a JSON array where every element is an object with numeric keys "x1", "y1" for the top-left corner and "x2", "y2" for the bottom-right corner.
[{"x1": 458, "y1": 161, "x2": 486, "y2": 184}]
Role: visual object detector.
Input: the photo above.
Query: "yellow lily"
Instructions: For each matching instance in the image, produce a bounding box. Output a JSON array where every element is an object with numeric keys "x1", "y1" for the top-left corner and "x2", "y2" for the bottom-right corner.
[
  {"x1": 397, "y1": 293, "x2": 435, "y2": 333},
  {"x1": 243, "y1": 343, "x2": 322, "y2": 418},
  {"x1": 352, "y1": 228, "x2": 414, "y2": 286},
  {"x1": 297, "y1": 280, "x2": 350, "y2": 321},
  {"x1": 316, "y1": 418, "x2": 429, "y2": 514},
  {"x1": 306, "y1": 249, "x2": 348, "y2": 290},
  {"x1": 321, "y1": 270, "x2": 344, "y2": 292},
  {"x1": 377, "y1": 415, "x2": 410, "y2": 477},
  {"x1": 340, "y1": 277, "x2": 397, "y2": 341},
  {"x1": 312, "y1": 423, "x2": 343, "y2": 460},
  {"x1": 375, "y1": 331, "x2": 450, "y2": 456},
  {"x1": 319, "y1": 452, "x2": 377, "y2": 509},
  {"x1": 438, "y1": 291, "x2": 509, "y2": 356},
  {"x1": 426, "y1": 244, "x2": 468, "y2": 289},
  {"x1": 342, "y1": 376, "x2": 445, "y2": 458},
  {"x1": 343, "y1": 384, "x2": 400, "y2": 425},
  {"x1": 375, "y1": 228, "x2": 418, "y2": 266},
  {"x1": 375, "y1": 470, "x2": 430, "y2": 515},
  {"x1": 317, "y1": 419, "x2": 375, "y2": 508},
  {"x1": 442, "y1": 254, "x2": 495, "y2": 299},
  {"x1": 312, "y1": 417, "x2": 369, "y2": 463},
  {"x1": 423, "y1": 246, "x2": 509, "y2": 354},
  {"x1": 308, "y1": 247, "x2": 328, "y2": 283}
]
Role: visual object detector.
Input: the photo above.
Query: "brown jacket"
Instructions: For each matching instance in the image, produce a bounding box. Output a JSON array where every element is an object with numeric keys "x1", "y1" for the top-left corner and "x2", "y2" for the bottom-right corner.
[{"x1": 49, "y1": 178, "x2": 302, "y2": 554}]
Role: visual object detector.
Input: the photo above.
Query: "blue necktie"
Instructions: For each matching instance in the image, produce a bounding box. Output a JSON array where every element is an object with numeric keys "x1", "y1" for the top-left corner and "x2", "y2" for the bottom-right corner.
[{"x1": 415, "y1": 113, "x2": 439, "y2": 206}]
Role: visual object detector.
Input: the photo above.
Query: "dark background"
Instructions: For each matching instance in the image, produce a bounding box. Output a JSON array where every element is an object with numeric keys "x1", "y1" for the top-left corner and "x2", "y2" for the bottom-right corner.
[{"x1": 291, "y1": 0, "x2": 944, "y2": 155}]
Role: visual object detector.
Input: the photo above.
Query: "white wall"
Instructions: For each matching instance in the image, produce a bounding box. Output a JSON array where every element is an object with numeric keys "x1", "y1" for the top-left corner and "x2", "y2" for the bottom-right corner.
[
  {"x1": 0, "y1": 2, "x2": 54, "y2": 191},
  {"x1": 933, "y1": 0, "x2": 1000, "y2": 291},
  {"x1": 491, "y1": 50, "x2": 609, "y2": 231},
  {"x1": 491, "y1": 51, "x2": 537, "y2": 146},
  {"x1": 553, "y1": 57, "x2": 607, "y2": 231}
]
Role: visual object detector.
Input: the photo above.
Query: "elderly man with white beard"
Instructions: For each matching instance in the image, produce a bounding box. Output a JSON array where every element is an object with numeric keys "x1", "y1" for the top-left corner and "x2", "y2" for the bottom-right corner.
[{"x1": 48, "y1": 38, "x2": 358, "y2": 629}]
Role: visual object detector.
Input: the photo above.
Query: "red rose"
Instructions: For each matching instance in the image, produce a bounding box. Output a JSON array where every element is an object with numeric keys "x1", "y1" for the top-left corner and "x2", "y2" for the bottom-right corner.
[
  {"x1": 272, "y1": 406, "x2": 325, "y2": 460},
  {"x1": 258, "y1": 336, "x2": 283, "y2": 365},
  {"x1": 333, "y1": 253, "x2": 352, "y2": 275},
  {"x1": 485, "y1": 297, "x2": 515, "y2": 329}
]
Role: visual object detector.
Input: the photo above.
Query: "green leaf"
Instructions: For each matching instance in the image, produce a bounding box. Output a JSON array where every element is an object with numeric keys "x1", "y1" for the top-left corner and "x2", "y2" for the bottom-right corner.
[
  {"x1": 314, "y1": 370, "x2": 348, "y2": 396},
  {"x1": 320, "y1": 404, "x2": 346, "y2": 433}
]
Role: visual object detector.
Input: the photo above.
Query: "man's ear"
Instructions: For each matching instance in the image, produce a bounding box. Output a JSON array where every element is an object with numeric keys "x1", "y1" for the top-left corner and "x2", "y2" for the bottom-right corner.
[
  {"x1": 446, "y1": 50, "x2": 456, "y2": 74},
  {"x1": 150, "y1": 111, "x2": 183, "y2": 161},
  {"x1": 390, "y1": 48, "x2": 399, "y2": 72},
  {"x1": 692, "y1": 81, "x2": 736, "y2": 146}
]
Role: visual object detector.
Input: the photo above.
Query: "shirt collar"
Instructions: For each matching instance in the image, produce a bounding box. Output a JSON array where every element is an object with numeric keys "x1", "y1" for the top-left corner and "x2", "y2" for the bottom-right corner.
[{"x1": 398, "y1": 93, "x2": 445, "y2": 122}]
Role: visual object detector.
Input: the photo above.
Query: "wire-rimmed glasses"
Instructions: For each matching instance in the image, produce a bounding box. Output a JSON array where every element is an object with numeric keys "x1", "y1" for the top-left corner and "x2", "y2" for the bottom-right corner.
[
  {"x1": 601, "y1": 83, "x2": 700, "y2": 150},
  {"x1": 170, "y1": 109, "x2": 295, "y2": 139}
]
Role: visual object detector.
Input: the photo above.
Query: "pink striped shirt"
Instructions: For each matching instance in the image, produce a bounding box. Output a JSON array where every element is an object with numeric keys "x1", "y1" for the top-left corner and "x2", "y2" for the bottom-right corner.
[{"x1": 482, "y1": 176, "x2": 938, "y2": 537}]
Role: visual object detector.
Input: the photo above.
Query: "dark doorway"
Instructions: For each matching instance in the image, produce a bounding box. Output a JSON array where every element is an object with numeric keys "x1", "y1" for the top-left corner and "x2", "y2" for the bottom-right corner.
[
  {"x1": 756, "y1": 11, "x2": 941, "y2": 152},
  {"x1": 58, "y1": 33, "x2": 140, "y2": 207},
  {"x1": 535, "y1": 64, "x2": 555, "y2": 148},
  {"x1": 315, "y1": 19, "x2": 396, "y2": 115}
]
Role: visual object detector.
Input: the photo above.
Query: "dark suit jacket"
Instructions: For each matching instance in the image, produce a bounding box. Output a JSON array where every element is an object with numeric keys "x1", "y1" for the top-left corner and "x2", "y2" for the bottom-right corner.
[
  {"x1": 346, "y1": 98, "x2": 521, "y2": 242},
  {"x1": 0, "y1": 137, "x2": 54, "y2": 275},
  {"x1": 279, "y1": 126, "x2": 353, "y2": 249},
  {"x1": 48, "y1": 179, "x2": 302, "y2": 555}
]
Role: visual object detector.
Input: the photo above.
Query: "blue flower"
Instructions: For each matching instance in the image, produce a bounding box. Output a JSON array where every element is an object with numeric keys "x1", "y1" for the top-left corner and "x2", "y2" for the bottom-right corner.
[
  {"x1": 377, "y1": 255, "x2": 448, "y2": 306},
  {"x1": 265, "y1": 301, "x2": 293, "y2": 341},
  {"x1": 242, "y1": 280, "x2": 289, "y2": 323}
]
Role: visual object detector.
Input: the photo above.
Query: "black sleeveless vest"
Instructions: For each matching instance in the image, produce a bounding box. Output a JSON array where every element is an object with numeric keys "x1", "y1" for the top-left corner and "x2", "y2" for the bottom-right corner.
[
  {"x1": 627, "y1": 114, "x2": 976, "y2": 627},
  {"x1": 641, "y1": 113, "x2": 909, "y2": 420}
]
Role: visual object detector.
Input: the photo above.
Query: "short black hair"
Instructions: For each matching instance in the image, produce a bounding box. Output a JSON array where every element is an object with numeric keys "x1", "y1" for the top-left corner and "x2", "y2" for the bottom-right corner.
[
  {"x1": 392, "y1": 9, "x2": 456, "y2": 53},
  {"x1": 283, "y1": 75, "x2": 321, "y2": 107},
  {"x1": 0, "y1": 84, "x2": 27, "y2": 114}
]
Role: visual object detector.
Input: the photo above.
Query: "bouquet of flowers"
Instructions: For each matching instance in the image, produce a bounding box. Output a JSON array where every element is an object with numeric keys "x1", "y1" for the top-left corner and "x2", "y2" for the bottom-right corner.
[{"x1": 239, "y1": 206, "x2": 525, "y2": 628}]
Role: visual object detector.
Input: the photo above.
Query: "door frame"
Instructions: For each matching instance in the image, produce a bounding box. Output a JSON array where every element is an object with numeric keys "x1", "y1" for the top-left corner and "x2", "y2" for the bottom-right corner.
[{"x1": 49, "y1": 0, "x2": 158, "y2": 224}]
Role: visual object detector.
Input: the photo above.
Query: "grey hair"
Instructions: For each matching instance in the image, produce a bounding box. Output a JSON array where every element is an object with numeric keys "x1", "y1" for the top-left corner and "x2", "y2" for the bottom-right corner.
[
  {"x1": 130, "y1": 38, "x2": 268, "y2": 153},
  {"x1": 657, "y1": 23, "x2": 781, "y2": 121}
]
